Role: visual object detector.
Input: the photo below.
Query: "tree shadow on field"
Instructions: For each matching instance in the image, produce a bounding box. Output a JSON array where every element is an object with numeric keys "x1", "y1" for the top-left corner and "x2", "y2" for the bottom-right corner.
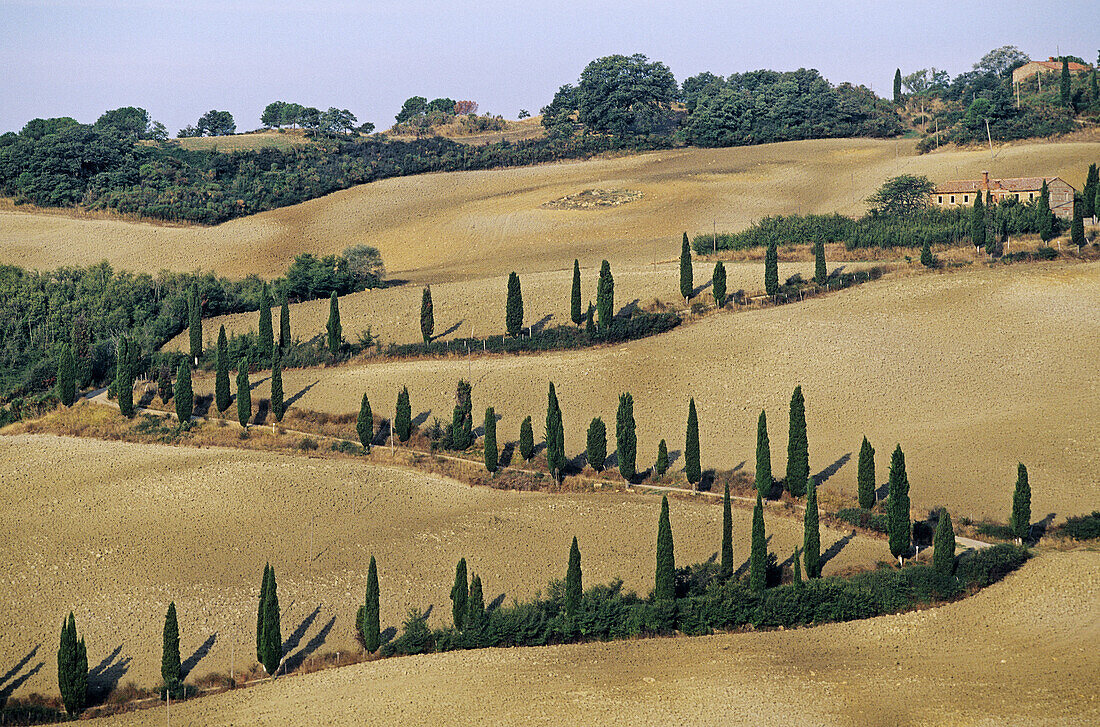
[
  {"x1": 281, "y1": 606, "x2": 321, "y2": 658},
  {"x1": 254, "y1": 398, "x2": 270, "y2": 425},
  {"x1": 379, "y1": 626, "x2": 397, "y2": 646},
  {"x1": 181, "y1": 633, "x2": 217, "y2": 679},
  {"x1": 820, "y1": 530, "x2": 857, "y2": 569},
  {"x1": 433, "y1": 320, "x2": 465, "y2": 342},
  {"x1": 692, "y1": 279, "x2": 714, "y2": 298},
  {"x1": 875, "y1": 482, "x2": 889, "y2": 501},
  {"x1": 373, "y1": 419, "x2": 391, "y2": 447},
  {"x1": 88, "y1": 646, "x2": 130, "y2": 702},
  {"x1": 616, "y1": 299, "x2": 640, "y2": 319},
  {"x1": 472, "y1": 411, "x2": 502, "y2": 439},
  {"x1": 138, "y1": 389, "x2": 156, "y2": 408},
  {"x1": 499, "y1": 441, "x2": 515, "y2": 468},
  {"x1": 0, "y1": 645, "x2": 43, "y2": 704},
  {"x1": 284, "y1": 616, "x2": 336, "y2": 672},
  {"x1": 193, "y1": 393, "x2": 213, "y2": 417},
  {"x1": 412, "y1": 411, "x2": 431, "y2": 428},
  {"x1": 286, "y1": 380, "x2": 319, "y2": 408},
  {"x1": 249, "y1": 375, "x2": 270, "y2": 392},
  {"x1": 529, "y1": 315, "x2": 552, "y2": 335},
  {"x1": 667, "y1": 449, "x2": 682, "y2": 468},
  {"x1": 487, "y1": 594, "x2": 506, "y2": 613},
  {"x1": 814, "y1": 452, "x2": 851, "y2": 486},
  {"x1": 698, "y1": 469, "x2": 716, "y2": 492},
  {"x1": 733, "y1": 536, "x2": 774, "y2": 580}
]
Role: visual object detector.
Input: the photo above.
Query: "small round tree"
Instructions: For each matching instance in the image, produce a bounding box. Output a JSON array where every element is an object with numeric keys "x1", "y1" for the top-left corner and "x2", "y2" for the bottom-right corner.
[
  {"x1": 586, "y1": 417, "x2": 606, "y2": 472},
  {"x1": 654, "y1": 439, "x2": 669, "y2": 477},
  {"x1": 932, "y1": 510, "x2": 955, "y2": 576},
  {"x1": 357, "y1": 393, "x2": 373, "y2": 452},
  {"x1": 518, "y1": 416, "x2": 534, "y2": 462},
  {"x1": 712, "y1": 261, "x2": 727, "y2": 308}
]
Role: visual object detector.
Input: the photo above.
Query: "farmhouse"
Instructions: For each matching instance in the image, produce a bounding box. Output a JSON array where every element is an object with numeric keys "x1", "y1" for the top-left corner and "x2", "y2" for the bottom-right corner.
[
  {"x1": 930, "y1": 171, "x2": 1077, "y2": 219},
  {"x1": 1011, "y1": 57, "x2": 1089, "y2": 86}
]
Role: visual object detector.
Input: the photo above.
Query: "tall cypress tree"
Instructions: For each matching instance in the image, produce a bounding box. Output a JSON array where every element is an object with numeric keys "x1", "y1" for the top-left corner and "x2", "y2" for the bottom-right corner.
[
  {"x1": 1071, "y1": 196, "x2": 1085, "y2": 247},
  {"x1": 749, "y1": 494, "x2": 767, "y2": 591},
  {"x1": 570, "y1": 259, "x2": 583, "y2": 325},
  {"x1": 804, "y1": 476, "x2": 820, "y2": 578},
  {"x1": 1010, "y1": 463, "x2": 1031, "y2": 542},
  {"x1": 420, "y1": 287, "x2": 434, "y2": 344},
  {"x1": 360, "y1": 556, "x2": 380, "y2": 652},
  {"x1": 712, "y1": 261, "x2": 727, "y2": 308},
  {"x1": 450, "y1": 380, "x2": 473, "y2": 450},
  {"x1": 57, "y1": 345, "x2": 76, "y2": 406},
  {"x1": 451, "y1": 558, "x2": 468, "y2": 630},
  {"x1": 585, "y1": 302, "x2": 595, "y2": 336},
  {"x1": 764, "y1": 241, "x2": 779, "y2": 296},
  {"x1": 679, "y1": 232, "x2": 693, "y2": 300},
  {"x1": 932, "y1": 510, "x2": 955, "y2": 576},
  {"x1": 395, "y1": 386, "x2": 412, "y2": 442},
  {"x1": 887, "y1": 444, "x2": 911, "y2": 562},
  {"x1": 162, "y1": 602, "x2": 181, "y2": 697},
  {"x1": 857, "y1": 436, "x2": 876, "y2": 509},
  {"x1": 565, "y1": 536, "x2": 582, "y2": 615},
  {"x1": 259, "y1": 564, "x2": 281, "y2": 676},
  {"x1": 270, "y1": 351, "x2": 285, "y2": 422},
  {"x1": 654, "y1": 495, "x2": 675, "y2": 601},
  {"x1": 893, "y1": 68, "x2": 902, "y2": 104},
  {"x1": 506, "y1": 272, "x2": 523, "y2": 337},
  {"x1": 279, "y1": 293, "x2": 291, "y2": 350},
  {"x1": 466, "y1": 574, "x2": 486, "y2": 634},
  {"x1": 792, "y1": 548, "x2": 802, "y2": 587},
  {"x1": 57, "y1": 612, "x2": 88, "y2": 716},
  {"x1": 813, "y1": 241, "x2": 827, "y2": 285},
  {"x1": 116, "y1": 337, "x2": 133, "y2": 417},
  {"x1": 1060, "y1": 58, "x2": 1071, "y2": 107},
  {"x1": 157, "y1": 364, "x2": 173, "y2": 405},
  {"x1": 175, "y1": 361, "x2": 192, "y2": 425},
  {"x1": 483, "y1": 407, "x2": 498, "y2": 473},
  {"x1": 720, "y1": 482, "x2": 733, "y2": 580},
  {"x1": 786, "y1": 386, "x2": 808, "y2": 497},
  {"x1": 586, "y1": 416, "x2": 606, "y2": 472},
  {"x1": 545, "y1": 382, "x2": 565, "y2": 481},
  {"x1": 326, "y1": 292, "x2": 342, "y2": 355},
  {"x1": 755, "y1": 409, "x2": 772, "y2": 499},
  {"x1": 970, "y1": 192, "x2": 986, "y2": 249},
  {"x1": 654, "y1": 439, "x2": 669, "y2": 476},
  {"x1": 357, "y1": 393, "x2": 373, "y2": 451},
  {"x1": 188, "y1": 282, "x2": 202, "y2": 364},
  {"x1": 616, "y1": 392, "x2": 636, "y2": 481},
  {"x1": 236, "y1": 359, "x2": 251, "y2": 428},
  {"x1": 685, "y1": 397, "x2": 701, "y2": 487},
  {"x1": 596, "y1": 260, "x2": 614, "y2": 331},
  {"x1": 215, "y1": 325, "x2": 231, "y2": 414},
  {"x1": 1083, "y1": 163, "x2": 1099, "y2": 219},
  {"x1": 1037, "y1": 180, "x2": 1053, "y2": 242},
  {"x1": 518, "y1": 415, "x2": 534, "y2": 462},
  {"x1": 258, "y1": 282, "x2": 273, "y2": 366},
  {"x1": 257, "y1": 564, "x2": 270, "y2": 665}
]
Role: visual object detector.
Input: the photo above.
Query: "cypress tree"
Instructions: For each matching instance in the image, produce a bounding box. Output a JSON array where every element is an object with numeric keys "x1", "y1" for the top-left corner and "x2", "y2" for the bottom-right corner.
[
  {"x1": 466, "y1": 574, "x2": 485, "y2": 633},
  {"x1": 1037, "y1": 180, "x2": 1053, "y2": 242},
  {"x1": 755, "y1": 409, "x2": 772, "y2": 499},
  {"x1": 584, "y1": 302, "x2": 596, "y2": 336},
  {"x1": 157, "y1": 364, "x2": 173, "y2": 405},
  {"x1": 57, "y1": 345, "x2": 76, "y2": 406},
  {"x1": 451, "y1": 380, "x2": 473, "y2": 450},
  {"x1": 483, "y1": 407, "x2": 497, "y2": 473},
  {"x1": 1060, "y1": 58, "x2": 1071, "y2": 107},
  {"x1": 887, "y1": 444, "x2": 911, "y2": 562},
  {"x1": 279, "y1": 293, "x2": 291, "y2": 350},
  {"x1": 506, "y1": 272, "x2": 523, "y2": 337},
  {"x1": 518, "y1": 415, "x2": 534, "y2": 462},
  {"x1": 57, "y1": 612, "x2": 88, "y2": 716},
  {"x1": 1071, "y1": 196, "x2": 1085, "y2": 247},
  {"x1": 893, "y1": 68, "x2": 902, "y2": 104},
  {"x1": 720, "y1": 482, "x2": 733, "y2": 580},
  {"x1": 654, "y1": 495, "x2": 675, "y2": 601},
  {"x1": 804, "y1": 476, "x2": 820, "y2": 578},
  {"x1": 395, "y1": 386, "x2": 412, "y2": 442},
  {"x1": 932, "y1": 510, "x2": 955, "y2": 576},
  {"x1": 786, "y1": 386, "x2": 808, "y2": 497},
  {"x1": 116, "y1": 337, "x2": 133, "y2": 418},
  {"x1": 654, "y1": 439, "x2": 669, "y2": 477},
  {"x1": 259, "y1": 564, "x2": 281, "y2": 676},
  {"x1": 258, "y1": 282, "x2": 273, "y2": 366},
  {"x1": 920, "y1": 239, "x2": 934, "y2": 268},
  {"x1": 616, "y1": 392, "x2": 636, "y2": 481},
  {"x1": 764, "y1": 241, "x2": 779, "y2": 296},
  {"x1": 175, "y1": 361, "x2": 192, "y2": 424},
  {"x1": 565, "y1": 536, "x2": 582, "y2": 615},
  {"x1": 162, "y1": 602, "x2": 181, "y2": 697},
  {"x1": 792, "y1": 548, "x2": 802, "y2": 587},
  {"x1": 571, "y1": 259, "x2": 583, "y2": 325},
  {"x1": 970, "y1": 191, "x2": 985, "y2": 249},
  {"x1": 749, "y1": 494, "x2": 767, "y2": 592},
  {"x1": 545, "y1": 382, "x2": 565, "y2": 481},
  {"x1": 188, "y1": 282, "x2": 202, "y2": 364},
  {"x1": 357, "y1": 393, "x2": 373, "y2": 451},
  {"x1": 712, "y1": 261, "x2": 727, "y2": 308},
  {"x1": 326, "y1": 291, "x2": 342, "y2": 355},
  {"x1": 814, "y1": 241, "x2": 827, "y2": 285},
  {"x1": 450, "y1": 558, "x2": 468, "y2": 630},
  {"x1": 596, "y1": 260, "x2": 614, "y2": 331},
  {"x1": 236, "y1": 359, "x2": 251, "y2": 428},
  {"x1": 679, "y1": 232, "x2": 693, "y2": 300},
  {"x1": 685, "y1": 397, "x2": 701, "y2": 487},
  {"x1": 361, "y1": 556, "x2": 380, "y2": 652},
  {"x1": 857, "y1": 436, "x2": 876, "y2": 509},
  {"x1": 586, "y1": 416, "x2": 606, "y2": 472},
  {"x1": 1010, "y1": 463, "x2": 1031, "y2": 542},
  {"x1": 1083, "y1": 163, "x2": 1099, "y2": 219},
  {"x1": 420, "y1": 287, "x2": 434, "y2": 344},
  {"x1": 215, "y1": 325, "x2": 231, "y2": 414},
  {"x1": 256, "y1": 564, "x2": 270, "y2": 665},
  {"x1": 270, "y1": 351, "x2": 285, "y2": 422}
]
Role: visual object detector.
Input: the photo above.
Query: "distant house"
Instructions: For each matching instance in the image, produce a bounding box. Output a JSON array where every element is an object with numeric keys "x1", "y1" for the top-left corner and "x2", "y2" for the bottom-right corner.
[
  {"x1": 1012, "y1": 57, "x2": 1089, "y2": 87},
  {"x1": 930, "y1": 172, "x2": 1077, "y2": 219}
]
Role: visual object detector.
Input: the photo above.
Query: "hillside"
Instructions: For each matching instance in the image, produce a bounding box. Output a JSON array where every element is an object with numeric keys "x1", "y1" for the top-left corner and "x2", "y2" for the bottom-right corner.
[{"x1": 1, "y1": 137, "x2": 1097, "y2": 284}]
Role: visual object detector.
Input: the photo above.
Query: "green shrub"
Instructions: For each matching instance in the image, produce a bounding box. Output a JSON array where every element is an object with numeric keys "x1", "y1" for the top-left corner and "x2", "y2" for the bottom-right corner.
[
  {"x1": 1056, "y1": 511, "x2": 1100, "y2": 541},
  {"x1": 956, "y1": 544, "x2": 1029, "y2": 589},
  {"x1": 835, "y1": 507, "x2": 889, "y2": 533}
]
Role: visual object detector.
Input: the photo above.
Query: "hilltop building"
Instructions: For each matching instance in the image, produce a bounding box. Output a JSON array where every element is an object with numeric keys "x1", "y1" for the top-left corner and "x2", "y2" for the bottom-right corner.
[
  {"x1": 1012, "y1": 57, "x2": 1089, "y2": 87},
  {"x1": 930, "y1": 172, "x2": 1077, "y2": 219}
]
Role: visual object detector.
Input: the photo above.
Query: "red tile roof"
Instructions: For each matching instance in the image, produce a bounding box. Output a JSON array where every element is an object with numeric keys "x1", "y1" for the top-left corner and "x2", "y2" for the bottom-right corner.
[{"x1": 933, "y1": 176, "x2": 1060, "y2": 194}]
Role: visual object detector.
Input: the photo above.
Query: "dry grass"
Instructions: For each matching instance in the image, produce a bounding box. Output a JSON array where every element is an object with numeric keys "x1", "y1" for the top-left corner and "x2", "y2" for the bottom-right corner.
[{"x1": 164, "y1": 130, "x2": 314, "y2": 153}]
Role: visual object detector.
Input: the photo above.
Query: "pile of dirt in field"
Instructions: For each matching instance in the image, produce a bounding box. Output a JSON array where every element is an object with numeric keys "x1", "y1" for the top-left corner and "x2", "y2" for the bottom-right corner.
[{"x1": 542, "y1": 188, "x2": 643, "y2": 210}]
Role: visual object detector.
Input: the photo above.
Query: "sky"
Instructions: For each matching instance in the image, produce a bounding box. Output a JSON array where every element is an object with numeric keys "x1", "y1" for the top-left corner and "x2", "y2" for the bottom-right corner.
[{"x1": 1, "y1": 0, "x2": 1097, "y2": 134}]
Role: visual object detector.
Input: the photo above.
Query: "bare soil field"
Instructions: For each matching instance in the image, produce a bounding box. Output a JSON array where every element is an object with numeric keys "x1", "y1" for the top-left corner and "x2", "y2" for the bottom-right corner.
[
  {"x1": 95, "y1": 548, "x2": 1100, "y2": 727},
  {"x1": 188, "y1": 260, "x2": 1100, "y2": 523},
  {"x1": 2, "y1": 138, "x2": 1097, "y2": 283},
  {"x1": 0, "y1": 434, "x2": 885, "y2": 699}
]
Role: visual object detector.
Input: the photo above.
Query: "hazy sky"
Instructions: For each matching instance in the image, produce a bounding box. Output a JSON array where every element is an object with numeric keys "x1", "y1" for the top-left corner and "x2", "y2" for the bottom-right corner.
[{"x1": 1, "y1": 0, "x2": 1096, "y2": 134}]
